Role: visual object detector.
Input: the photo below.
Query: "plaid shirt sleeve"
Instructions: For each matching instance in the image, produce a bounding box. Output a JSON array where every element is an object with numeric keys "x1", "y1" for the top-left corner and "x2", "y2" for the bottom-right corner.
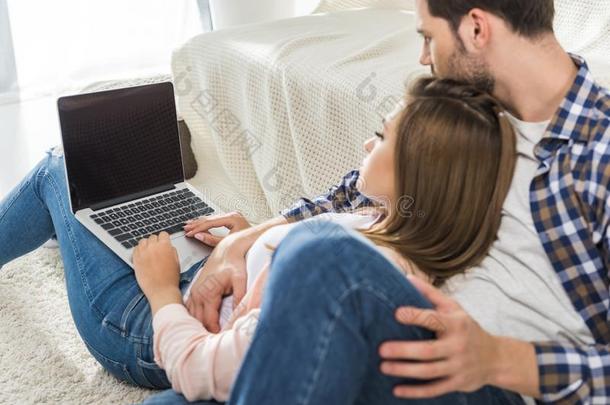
[
  {"x1": 533, "y1": 122, "x2": 610, "y2": 405},
  {"x1": 525, "y1": 56, "x2": 610, "y2": 404},
  {"x1": 280, "y1": 170, "x2": 376, "y2": 223},
  {"x1": 534, "y1": 342, "x2": 610, "y2": 403}
]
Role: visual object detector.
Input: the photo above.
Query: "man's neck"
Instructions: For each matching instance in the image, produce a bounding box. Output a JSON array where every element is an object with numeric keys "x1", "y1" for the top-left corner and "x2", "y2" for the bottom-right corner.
[{"x1": 490, "y1": 35, "x2": 579, "y2": 122}]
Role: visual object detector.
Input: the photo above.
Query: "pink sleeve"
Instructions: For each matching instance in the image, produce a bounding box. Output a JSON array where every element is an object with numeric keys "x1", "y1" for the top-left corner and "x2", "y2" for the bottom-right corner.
[{"x1": 152, "y1": 304, "x2": 260, "y2": 402}]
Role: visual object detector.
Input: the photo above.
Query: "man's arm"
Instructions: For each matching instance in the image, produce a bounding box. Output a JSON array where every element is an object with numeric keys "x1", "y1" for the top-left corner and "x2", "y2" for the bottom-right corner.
[
  {"x1": 379, "y1": 276, "x2": 610, "y2": 403},
  {"x1": 532, "y1": 342, "x2": 610, "y2": 403},
  {"x1": 187, "y1": 169, "x2": 372, "y2": 330},
  {"x1": 524, "y1": 174, "x2": 610, "y2": 403},
  {"x1": 281, "y1": 170, "x2": 376, "y2": 223},
  {"x1": 495, "y1": 341, "x2": 610, "y2": 403},
  {"x1": 196, "y1": 168, "x2": 374, "y2": 304}
]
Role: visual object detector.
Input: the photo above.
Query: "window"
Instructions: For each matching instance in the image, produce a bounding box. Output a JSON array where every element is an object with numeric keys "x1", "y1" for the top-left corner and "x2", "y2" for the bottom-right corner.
[{"x1": 2, "y1": 0, "x2": 204, "y2": 101}]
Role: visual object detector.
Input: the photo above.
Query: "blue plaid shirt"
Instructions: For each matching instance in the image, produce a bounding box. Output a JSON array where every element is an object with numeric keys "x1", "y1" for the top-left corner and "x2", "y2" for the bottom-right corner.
[{"x1": 281, "y1": 55, "x2": 610, "y2": 404}]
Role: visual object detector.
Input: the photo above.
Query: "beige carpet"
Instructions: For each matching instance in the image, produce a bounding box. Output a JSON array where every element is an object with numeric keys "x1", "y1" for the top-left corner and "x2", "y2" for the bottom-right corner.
[{"x1": 0, "y1": 247, "x2": 155, "y2": 404}]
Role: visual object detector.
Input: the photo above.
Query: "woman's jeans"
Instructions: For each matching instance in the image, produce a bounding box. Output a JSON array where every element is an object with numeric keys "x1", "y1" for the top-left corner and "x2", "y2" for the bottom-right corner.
[
  {"x1": 144, "y1": 222, "x2": 526, "y2": 404},
  {"x1": 0, "y1": 149, "x2": 203, "y2": 389}
]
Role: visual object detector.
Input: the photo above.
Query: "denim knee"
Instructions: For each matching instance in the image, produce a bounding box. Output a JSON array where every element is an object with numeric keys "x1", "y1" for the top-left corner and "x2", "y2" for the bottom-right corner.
[
  {"x1": 267, "y1": 220, "x2": 431, "y2": 313},
  {"x1": 43, "y1": 147, "x2": 66, "y2": 176},
  {"x1": 30, "y1": 147, "x2": 66, "y2": 196}
]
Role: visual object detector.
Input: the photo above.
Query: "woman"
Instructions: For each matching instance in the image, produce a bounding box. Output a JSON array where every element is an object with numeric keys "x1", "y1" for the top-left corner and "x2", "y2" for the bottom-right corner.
[
  {"x1": 0, "y1": 77, "x2": 515, "y2": 401},
  {"x1": 134, "y1": 76, "x2": 517, "y2": 403}
]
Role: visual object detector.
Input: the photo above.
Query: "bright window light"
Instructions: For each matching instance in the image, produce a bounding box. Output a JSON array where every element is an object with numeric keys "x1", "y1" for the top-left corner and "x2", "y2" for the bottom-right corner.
[{"x1": 7, "y1": 0, "x2": 202, "y2": 98}]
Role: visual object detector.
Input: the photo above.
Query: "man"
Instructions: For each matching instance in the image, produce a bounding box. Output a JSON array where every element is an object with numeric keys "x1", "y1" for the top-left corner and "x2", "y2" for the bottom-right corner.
[{"x1": 177, "y1": 0, "x2": 610, "y2": 403}]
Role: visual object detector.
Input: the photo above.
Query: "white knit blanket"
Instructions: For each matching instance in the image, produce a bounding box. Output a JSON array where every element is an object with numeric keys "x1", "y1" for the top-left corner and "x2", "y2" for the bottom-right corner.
[
  {"x1": 174, "y1": 9, "x2": 424, "y2": 224},
  {"x1": 314, "y1": 0, "x2": 414, "y2": 12},
  {"x1": 174, "y1": 5, "x2": 610, "y2": 224},
  {"x1": 555, "y1": 0, "x2": 610, "y2": 67}
]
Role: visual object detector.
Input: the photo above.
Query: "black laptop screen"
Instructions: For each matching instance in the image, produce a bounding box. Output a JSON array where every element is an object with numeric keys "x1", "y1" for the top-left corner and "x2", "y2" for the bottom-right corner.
[{"x1": 58, "y1": 83, "x2": 184, "y2": 212}]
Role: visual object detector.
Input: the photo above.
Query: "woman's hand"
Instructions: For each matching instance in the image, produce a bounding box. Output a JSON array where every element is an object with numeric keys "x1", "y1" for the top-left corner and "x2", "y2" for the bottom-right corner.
[
  {"x1": 185, "y1": 232, "x2": 250, "y2": 332},
  {"x1": 185, "y1": 215, "x2": 288, "y2": 332},
  {"x1": 184, "y1": 211, "x2": 251, "y2": 246},
  {"x1": 133, "y1": 232, "x2": 183, "y2": 315}
]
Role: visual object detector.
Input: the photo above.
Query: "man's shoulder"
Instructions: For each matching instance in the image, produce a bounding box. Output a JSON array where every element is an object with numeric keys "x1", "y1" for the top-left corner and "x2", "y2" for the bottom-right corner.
[
  {"x1": 577, "y1": 85, "x2": 610, "y2": 196},
  {"x1": 594, "y1": 81, "x2": 610, "y2": 119},
  {"x1": 571, "y1": 55, "x2": 610, "y2": 134},
  {"x1": 582, "y1": 80, "x2": 610, "y2": 142}
]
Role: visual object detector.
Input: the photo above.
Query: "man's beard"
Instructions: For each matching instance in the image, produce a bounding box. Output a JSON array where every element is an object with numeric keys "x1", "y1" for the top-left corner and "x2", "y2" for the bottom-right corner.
[{"x1": 444, "y1": 43, "x2": 495, "y2": 93}]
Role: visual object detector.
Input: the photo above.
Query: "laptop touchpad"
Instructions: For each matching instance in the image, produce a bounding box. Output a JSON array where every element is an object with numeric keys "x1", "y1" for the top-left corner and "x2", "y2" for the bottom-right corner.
[{"x1": 171, "y1": 235, "x2": 213, "y2": 273}]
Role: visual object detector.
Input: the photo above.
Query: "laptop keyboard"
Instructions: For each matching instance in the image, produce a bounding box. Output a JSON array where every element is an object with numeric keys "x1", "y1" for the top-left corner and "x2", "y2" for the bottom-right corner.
[{"x1": 89, "y1": 189, "x2": 214, "y2": 249}]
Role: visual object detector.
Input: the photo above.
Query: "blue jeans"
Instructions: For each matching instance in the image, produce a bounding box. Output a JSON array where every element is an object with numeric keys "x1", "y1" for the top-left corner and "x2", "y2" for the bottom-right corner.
[
  {"x1": 144, "y1": 222, "x2": 526, "y2": 404},
  {"x1": 0, "y1": 149, "x2": 204, "y2": 389}
]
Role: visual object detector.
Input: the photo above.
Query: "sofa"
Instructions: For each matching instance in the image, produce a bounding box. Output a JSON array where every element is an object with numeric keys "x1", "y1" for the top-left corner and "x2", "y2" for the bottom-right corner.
[{"x1": 171, "y1": 0, "x2": 610, "y2": 225}]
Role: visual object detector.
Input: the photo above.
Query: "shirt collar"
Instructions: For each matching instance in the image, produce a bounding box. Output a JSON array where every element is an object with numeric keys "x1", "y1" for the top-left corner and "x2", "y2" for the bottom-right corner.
[{"x1": 545, "y1": 54, "x2": 598, "y2": 144}]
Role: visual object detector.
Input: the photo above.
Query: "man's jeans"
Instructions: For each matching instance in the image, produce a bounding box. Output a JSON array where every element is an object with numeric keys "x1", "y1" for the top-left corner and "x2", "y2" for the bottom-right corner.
[
  {"x1": 144, "y1": 222, "x2": 526, "y2": 404},
  {"x1": 0, "y1": 150, "x2": 203, "y2": 389}
]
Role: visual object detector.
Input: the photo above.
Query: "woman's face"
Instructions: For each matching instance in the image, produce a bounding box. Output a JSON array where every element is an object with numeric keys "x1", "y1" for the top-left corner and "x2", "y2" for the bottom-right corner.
[{"x1": 357, "y1": 114, "x2": 399, "y2": 205}]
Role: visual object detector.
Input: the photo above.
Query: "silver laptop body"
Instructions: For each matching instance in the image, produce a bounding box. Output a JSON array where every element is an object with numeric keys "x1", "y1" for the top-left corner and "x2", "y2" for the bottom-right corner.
[{"x1": 57, "y1": 83, "x2": 223, "y2": 272}]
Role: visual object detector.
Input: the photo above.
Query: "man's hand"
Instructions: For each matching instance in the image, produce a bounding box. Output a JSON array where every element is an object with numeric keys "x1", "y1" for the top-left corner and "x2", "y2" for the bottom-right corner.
[
  {"x1": 184, "y1": 211, "x2": 251, "y2": 246},
  {"x1": 133, "y1": 232, "x2": 183, "y2": 315},
  {"x1": 379, "y1": 275, "x2": 501, "y2": 398}
]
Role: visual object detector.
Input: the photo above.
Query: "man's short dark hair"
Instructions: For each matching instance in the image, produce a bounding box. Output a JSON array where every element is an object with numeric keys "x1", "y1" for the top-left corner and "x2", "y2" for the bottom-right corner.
[{"x1": 426, "y1": 0, "x2": 555, "y2": 38}]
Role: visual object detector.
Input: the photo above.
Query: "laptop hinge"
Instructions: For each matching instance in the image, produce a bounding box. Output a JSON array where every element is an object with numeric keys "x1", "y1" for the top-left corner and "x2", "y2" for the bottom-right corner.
[{"x1": 90, "y1": 184, "x2": 176, "y2": 211}]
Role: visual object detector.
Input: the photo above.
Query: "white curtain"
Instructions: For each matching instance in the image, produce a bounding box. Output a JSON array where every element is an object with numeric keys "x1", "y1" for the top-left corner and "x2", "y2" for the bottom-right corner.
[
  {"x1": 2, "y1": 0, "x2": 203, "y2": 102},
  {"x1": 0, "y1": 0, "x2": 17, "y2": 94}
]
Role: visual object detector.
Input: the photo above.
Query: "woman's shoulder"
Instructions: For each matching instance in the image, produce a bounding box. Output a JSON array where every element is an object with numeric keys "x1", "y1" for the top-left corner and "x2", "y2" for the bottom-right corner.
[
  {"x1": 305, "y1": 210, "x2": 382, "y2": 230},
  {"x1": 253, "y1": 210, "x2": 382, "y2": 256}
]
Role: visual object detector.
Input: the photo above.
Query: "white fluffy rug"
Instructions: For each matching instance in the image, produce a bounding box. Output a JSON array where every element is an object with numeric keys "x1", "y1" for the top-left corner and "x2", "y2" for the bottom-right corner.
[{"x1": 0, "y1": 247, "x2": 155, "y2": 404}]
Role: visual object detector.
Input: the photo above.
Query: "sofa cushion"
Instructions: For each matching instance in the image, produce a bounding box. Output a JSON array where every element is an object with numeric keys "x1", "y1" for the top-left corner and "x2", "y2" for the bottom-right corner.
[
  {"x1": 178, "y1": 119, "x2": 198, "y2": 179},
  {"x1": 172, "y1": 9, "x2": 423, "y2": 223}
]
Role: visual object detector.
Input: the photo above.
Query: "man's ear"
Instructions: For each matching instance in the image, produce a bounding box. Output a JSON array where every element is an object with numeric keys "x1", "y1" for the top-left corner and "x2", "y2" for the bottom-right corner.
[{"x1": 458, "y1": 8, "x2": 492, "y2": 52}]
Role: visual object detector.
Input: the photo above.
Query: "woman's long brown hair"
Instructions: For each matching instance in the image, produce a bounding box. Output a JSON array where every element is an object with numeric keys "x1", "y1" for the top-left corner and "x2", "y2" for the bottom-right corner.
[{"x1": 359, "y1": 77, "x2": 517, "y2": 286}]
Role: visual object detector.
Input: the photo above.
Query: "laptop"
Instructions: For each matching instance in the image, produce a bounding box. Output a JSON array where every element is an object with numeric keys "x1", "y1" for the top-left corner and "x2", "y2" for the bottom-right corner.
[{"x1": 57, "y1": 82, "x2": 223, "y2": 272}]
